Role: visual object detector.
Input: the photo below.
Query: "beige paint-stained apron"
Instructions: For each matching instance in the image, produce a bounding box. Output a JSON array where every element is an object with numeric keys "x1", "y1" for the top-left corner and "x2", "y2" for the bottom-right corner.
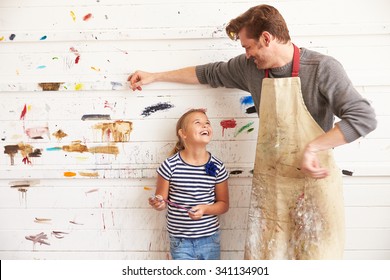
[{"x1": 244, "y1": 45, "x2": 345, "y2": 259}]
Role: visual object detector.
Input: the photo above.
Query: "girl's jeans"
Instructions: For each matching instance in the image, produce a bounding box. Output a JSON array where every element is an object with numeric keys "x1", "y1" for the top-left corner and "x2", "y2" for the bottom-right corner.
[{"x1": 169, "y1": 230, "x2": 221, "y2": 260}]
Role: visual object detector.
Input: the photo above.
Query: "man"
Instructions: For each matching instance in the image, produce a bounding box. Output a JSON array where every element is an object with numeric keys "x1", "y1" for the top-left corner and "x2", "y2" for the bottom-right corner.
[{"x1": 128, "y1": 4, "x2": 376, "y2": 259}]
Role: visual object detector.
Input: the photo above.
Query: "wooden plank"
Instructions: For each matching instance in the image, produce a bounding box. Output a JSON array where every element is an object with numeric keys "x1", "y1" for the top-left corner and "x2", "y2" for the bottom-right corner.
[
  {"x1": 0, "y1": 92, "x2": 256, "y2": 121},
  {"x1": 0, "y1": 229, "x2": 246, "y2": 251},
  {"x1": 345, "y1": 229, "x2": 390, "y2": 250},
  {"x1": 345, "y1": 207, "x2": 390, "y2": 228},
  {"x1": 0, "y1": 183, "x2": 252, "y2": 209},
  {"x1": 0, "y1": 208, "x2": 248, "y2": 231}
]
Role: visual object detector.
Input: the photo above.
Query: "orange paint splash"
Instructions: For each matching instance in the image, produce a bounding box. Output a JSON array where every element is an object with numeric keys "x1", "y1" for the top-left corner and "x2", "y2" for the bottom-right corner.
[{"x1": 64, "y1": 171, "x2": 77, "y2": 177}]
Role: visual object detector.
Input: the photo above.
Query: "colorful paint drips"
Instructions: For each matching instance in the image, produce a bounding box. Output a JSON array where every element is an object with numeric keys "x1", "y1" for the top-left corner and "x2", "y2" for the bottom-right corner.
[{"x1": 93, "y1": 120, "x2": 133, "y2": 142}]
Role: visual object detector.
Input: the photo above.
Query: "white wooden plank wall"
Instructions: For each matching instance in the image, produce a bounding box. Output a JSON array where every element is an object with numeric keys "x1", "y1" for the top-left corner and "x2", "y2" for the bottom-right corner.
[{"x1": 0, "y1": 0, "x2": 389, "y2": 260}]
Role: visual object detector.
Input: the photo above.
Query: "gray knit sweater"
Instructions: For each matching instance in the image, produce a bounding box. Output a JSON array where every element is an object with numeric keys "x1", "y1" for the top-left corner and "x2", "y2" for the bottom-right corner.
[{"x1": 195, "y1": 47, "x2": 377, "y2": 143}]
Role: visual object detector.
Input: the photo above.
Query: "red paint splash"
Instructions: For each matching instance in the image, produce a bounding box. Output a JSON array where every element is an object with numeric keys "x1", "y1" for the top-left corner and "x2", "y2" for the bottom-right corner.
[
  {"x1": 20, "y1": 104, "x2": 27, "y2": 120},
  {"x1": 83, "y1": 13, "x2": 92, "y2": 21},
  {"x1": 220, "y1": 119, "x2": 237, "y2": 136},
  {"x1": 75, "y1": 55, "x2": 80, "y2": 64}
]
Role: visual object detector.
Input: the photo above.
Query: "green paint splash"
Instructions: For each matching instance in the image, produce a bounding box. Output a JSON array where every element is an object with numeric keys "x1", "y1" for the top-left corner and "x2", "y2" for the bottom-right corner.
[{"x1": 234, "y1": 121, "x2": 254, "y2": 137}]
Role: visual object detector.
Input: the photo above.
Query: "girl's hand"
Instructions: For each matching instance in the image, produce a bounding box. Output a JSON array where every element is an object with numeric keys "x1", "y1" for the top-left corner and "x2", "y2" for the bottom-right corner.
[
  {"x1": 188, "y1": 205, "x2": 206, "y2": 220},
  {"x1": 148, "y1": 194, "x2": 166, "y2": 211}
]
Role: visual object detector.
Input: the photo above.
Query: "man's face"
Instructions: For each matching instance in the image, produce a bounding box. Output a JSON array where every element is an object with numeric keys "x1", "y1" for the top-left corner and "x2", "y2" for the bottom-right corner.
[{"x1": 238, "y1": 28, "x2": 269, "y2": 70}]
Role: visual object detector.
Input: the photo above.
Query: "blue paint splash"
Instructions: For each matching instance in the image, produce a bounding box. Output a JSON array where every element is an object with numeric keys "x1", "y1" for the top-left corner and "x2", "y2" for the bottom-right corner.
[
  {"x1": 110, "y1": 81, "x2": 122, "y2": 90},
  {"x1": 46, "y1": 147, "x2": 62, "y2": 151},
  {"x1": 40, "y1": 35, "x2": 47, "y2": 40},
  {"x1": 240, "y1": 96, "x2": 254, "y2": 105}
]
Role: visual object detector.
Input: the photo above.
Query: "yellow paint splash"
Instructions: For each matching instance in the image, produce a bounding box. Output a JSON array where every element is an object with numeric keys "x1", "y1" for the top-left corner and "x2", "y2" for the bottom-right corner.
[
  {"x1": 70, "y1": 11, "x2": 76, "y2": 22},
  {"x1": 90, "y1": 66, "x2": 100, "y2": 72},
  {"x1": 75, "y1": 83, "x2": 83, "y2": 91},
  {"x1": 144, "y1": 186, "x2": 153, "y2": 191},
  {"x1": 0, "y1": 36, "x2": 4, "y2": 41}
]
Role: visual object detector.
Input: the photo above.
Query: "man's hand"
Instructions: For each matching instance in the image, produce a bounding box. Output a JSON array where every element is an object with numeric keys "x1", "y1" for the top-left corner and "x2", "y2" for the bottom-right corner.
[
  {"x1": 300, "y1": 148, "x2": 329, "y2": 179},
  {"x1": 127, "y1": 70, "x2": 155, "y2": 91}
]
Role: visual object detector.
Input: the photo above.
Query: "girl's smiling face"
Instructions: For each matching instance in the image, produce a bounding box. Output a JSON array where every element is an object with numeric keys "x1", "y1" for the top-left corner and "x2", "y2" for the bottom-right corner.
[{"x1": 179, "y1": 111, "x2": 213, "y2": 147}]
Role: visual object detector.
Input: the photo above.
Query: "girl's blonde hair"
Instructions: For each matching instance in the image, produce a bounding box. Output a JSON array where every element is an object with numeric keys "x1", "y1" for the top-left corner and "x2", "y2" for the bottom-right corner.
[{"x1": 170, "y1": 108, "x2": 207, "y2": 156}]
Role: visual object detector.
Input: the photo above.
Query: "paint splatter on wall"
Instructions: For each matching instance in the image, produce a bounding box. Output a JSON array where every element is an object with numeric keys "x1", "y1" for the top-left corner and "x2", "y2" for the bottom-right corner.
[
  {"x1": 93, "y1": 121, "x2": 133, "y2": 142},
  {"x1": 220, "y1": 119, "x2": 237, "y2": 136},
  {"x1": 141, "y1": 102, "x2": 174, "y2": 117}
]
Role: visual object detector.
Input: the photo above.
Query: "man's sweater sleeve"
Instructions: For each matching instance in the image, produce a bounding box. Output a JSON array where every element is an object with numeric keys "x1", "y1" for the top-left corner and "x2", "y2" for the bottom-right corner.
[
  {"x1": 195, "y1": 54, "x2": 250, "y2": 91},
  {"x1": 318, "y1": 57, "x2": 377, "y2": 142}
]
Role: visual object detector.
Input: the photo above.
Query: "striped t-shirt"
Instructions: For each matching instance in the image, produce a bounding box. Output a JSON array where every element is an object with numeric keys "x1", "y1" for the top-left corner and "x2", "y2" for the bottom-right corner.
[{"x1": 157, "y1": 152, "x2": 229, "y2": 238}]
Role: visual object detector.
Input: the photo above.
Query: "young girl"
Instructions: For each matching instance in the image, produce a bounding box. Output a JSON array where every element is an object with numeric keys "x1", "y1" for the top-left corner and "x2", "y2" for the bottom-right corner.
[{"x1": 149, "y1": 108, "x2": 229, "y2": 260}]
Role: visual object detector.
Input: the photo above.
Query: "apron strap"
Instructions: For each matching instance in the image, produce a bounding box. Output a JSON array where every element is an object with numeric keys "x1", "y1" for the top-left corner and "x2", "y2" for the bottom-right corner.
[{"x1": 264, "y1": 43, "x2": 300, "y2": 78}]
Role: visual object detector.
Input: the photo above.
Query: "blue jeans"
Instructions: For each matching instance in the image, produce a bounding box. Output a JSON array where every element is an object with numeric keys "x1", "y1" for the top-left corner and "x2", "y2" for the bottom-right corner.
[{"x1": 169, "y1": 231, "x2": 221, "y2": 260}]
